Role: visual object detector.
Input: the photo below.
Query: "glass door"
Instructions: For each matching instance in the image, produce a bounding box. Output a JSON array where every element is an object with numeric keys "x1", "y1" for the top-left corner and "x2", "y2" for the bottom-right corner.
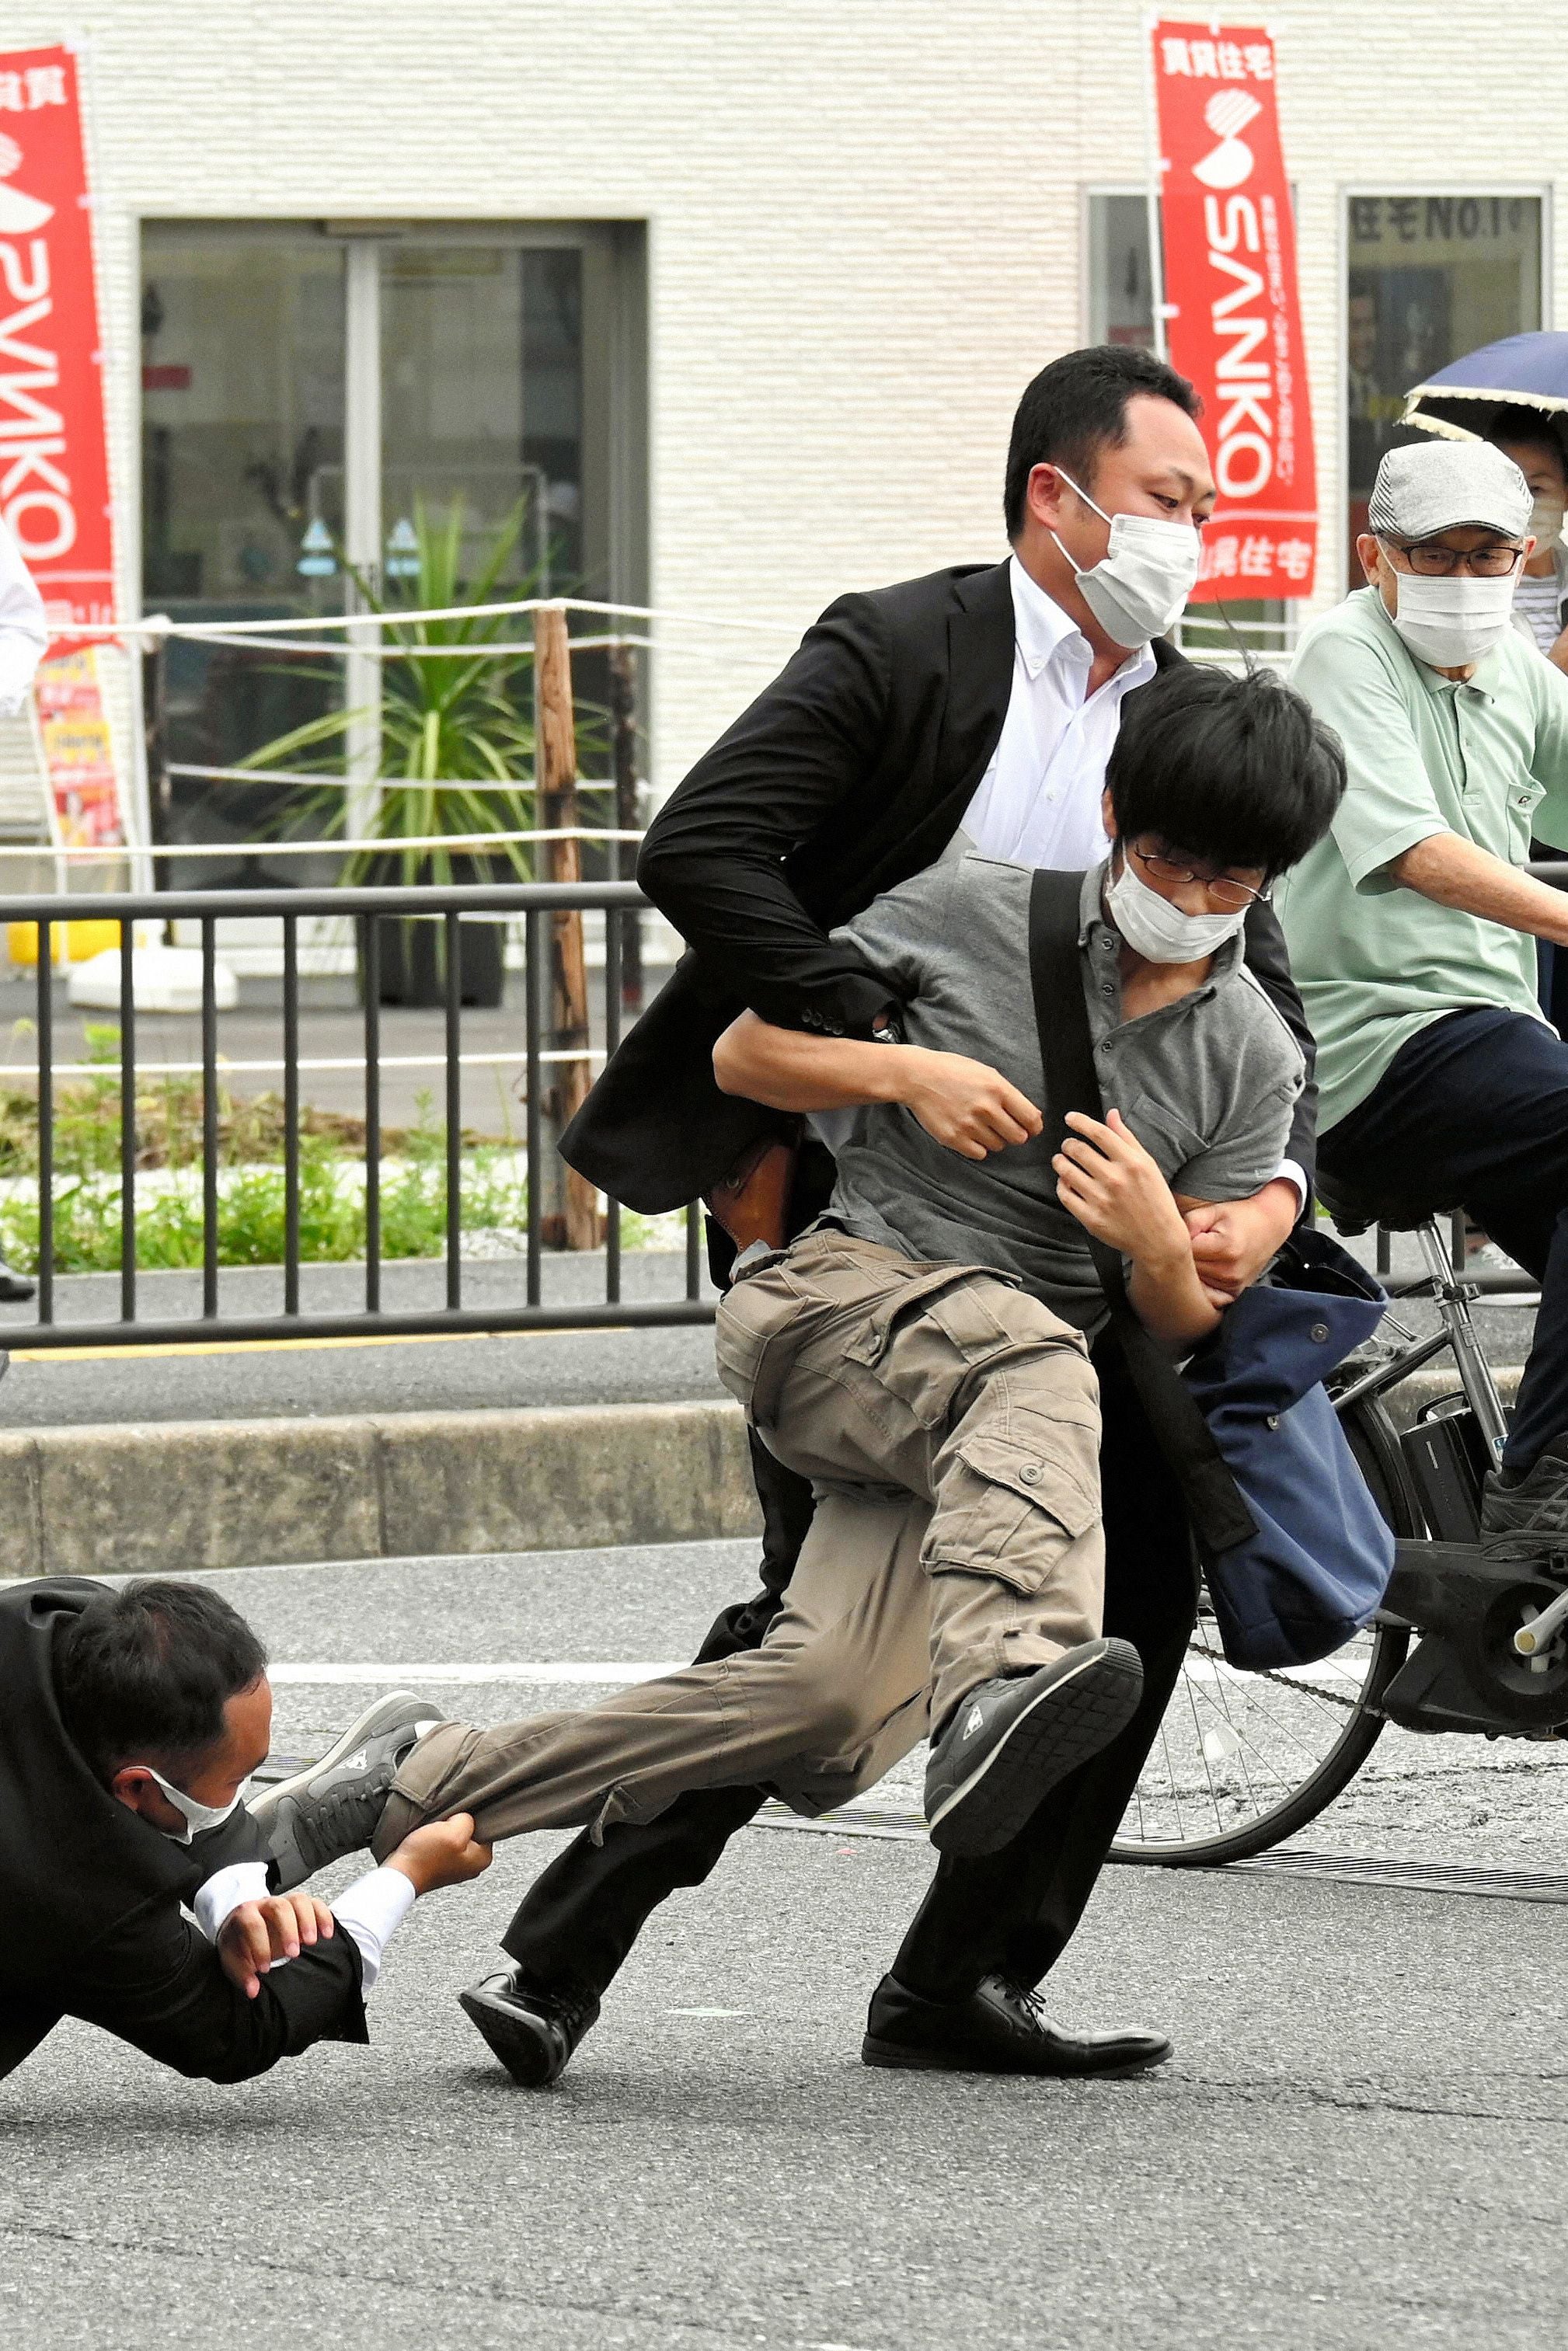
[{"x1": 139, "y1": 221, "x2": 644, "y2": 877}]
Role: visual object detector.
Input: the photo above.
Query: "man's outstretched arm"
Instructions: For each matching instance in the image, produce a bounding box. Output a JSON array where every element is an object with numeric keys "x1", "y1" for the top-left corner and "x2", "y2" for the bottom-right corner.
[
  {"x1": 638, "y1": 597, "x2": 897, "y2": 1035},
  {"x1": 713, "y1": 1009, "x2": 1044, "y2": 1160}
]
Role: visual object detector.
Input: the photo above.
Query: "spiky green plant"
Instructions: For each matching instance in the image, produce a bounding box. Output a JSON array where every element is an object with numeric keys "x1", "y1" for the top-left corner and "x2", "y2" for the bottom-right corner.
[{"x1": 239, "y1": 498, "x2": 552, "y2": 884}]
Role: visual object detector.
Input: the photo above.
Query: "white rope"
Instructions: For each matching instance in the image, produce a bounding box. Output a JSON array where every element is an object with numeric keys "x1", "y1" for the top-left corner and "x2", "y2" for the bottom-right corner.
[
  {"x1": 182, "y1": 775, "x2": 622, "y2": 796},
  {"x1": 0, "y1": 1049, "x2": 605, "y2": 1081},
  {"x1": 0, "y1": 827, "x2": 643, "y2": 861},
  {"x1": 64, "y1": 597, "x2": 801, "y2": 645},
  {"x1": 148, "y1": 629, "x2": 661, "y2": 660}
]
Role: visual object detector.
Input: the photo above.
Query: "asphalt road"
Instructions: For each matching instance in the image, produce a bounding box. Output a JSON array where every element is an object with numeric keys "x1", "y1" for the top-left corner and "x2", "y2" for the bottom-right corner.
[
  {"x1": 2, "y1": 1538, "x2": 1565, "y2": 2349},
  {"x1": 0, "y1": 1232, "x2": 1540, "y2": 1432},
  {"x1": 0, "y1": 1252, "x2": 723, "y2": 1426}
]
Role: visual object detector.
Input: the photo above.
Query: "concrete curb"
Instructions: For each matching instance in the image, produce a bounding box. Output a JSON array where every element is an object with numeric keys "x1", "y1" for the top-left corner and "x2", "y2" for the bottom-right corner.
[
  {"x1": 0, "y1": 1366, "x2": 1524, "y2": 1582},
  {"x1": 0, "y1": 1398, "x2": 762, "y2": 1580}
]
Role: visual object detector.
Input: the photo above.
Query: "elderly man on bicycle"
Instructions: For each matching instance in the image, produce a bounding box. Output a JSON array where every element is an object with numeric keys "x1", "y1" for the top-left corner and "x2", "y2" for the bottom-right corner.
[{"x1": 1281, "y1": 438, "x2": 1568, "y2": 1559}]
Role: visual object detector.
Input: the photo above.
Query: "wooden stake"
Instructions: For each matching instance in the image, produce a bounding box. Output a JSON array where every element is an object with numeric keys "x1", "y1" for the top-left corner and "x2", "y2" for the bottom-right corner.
[
  {"x1": 608, "y1": 640, "x2": 644, "y2": 1015},
  {"x1": 532, "y1": 603, "x2": 601, "y2": 1249}
]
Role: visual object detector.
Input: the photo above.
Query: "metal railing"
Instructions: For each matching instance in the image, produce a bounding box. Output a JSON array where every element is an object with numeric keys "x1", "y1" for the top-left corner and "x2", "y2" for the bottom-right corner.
[
  {"x1": 0, "y1": 880, "x2": 711, "y2": 1350},
  {"x1": 1, "y1": 871, "x2": 1557, "y2": 1352}
]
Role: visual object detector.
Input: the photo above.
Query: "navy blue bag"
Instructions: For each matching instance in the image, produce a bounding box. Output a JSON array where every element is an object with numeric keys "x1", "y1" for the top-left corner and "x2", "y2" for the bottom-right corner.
[{"x1": 1030, "y1": 868, "x2": 1396, "y2": 1671}]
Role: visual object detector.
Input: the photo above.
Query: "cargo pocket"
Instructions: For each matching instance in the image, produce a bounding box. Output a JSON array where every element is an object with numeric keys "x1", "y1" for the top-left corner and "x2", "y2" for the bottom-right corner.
[
  {"x1": 925, "y1": 1431, "x2": 1099, "y2": 1593},
  {"x1": 842, "y1": 1265, "x2": 1029, "y2": 1428},
  {"x1": 713, "y1": 1269, "x2": 806, "y2": 1425}
]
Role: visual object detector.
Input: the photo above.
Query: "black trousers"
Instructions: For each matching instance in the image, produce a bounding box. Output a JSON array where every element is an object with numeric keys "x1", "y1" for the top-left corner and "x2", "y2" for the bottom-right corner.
[
  {"x1": 503, "y1": 1332, "x2": 1197, "y2": 2004},
  {"x1": 1322, "y1": 1004, "x2": 1568, "y2": 1475}
]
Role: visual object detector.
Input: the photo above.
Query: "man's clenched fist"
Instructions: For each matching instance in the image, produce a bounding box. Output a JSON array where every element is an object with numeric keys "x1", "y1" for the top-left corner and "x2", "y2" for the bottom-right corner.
[{"x1": 218, "y1": 1892, "x2": 336, "y2": 1999}]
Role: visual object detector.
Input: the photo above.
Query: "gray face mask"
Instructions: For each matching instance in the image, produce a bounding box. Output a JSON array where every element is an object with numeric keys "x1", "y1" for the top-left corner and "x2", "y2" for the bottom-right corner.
[{"x1": 144, "y1": 1764, "x2": 249, "y2": 1845}]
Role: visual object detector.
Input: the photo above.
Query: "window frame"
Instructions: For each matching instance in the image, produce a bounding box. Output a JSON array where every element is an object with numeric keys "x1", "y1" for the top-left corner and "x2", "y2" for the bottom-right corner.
[{"x1": 1337, "y1": 183, "x2": 1552, "y2": 595}]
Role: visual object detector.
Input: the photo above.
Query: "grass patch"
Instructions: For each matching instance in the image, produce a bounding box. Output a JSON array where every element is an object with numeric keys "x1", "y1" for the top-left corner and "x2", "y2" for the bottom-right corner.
[{"x1": 0, "y1": 1020, "x2": 537, "y2": 1274}]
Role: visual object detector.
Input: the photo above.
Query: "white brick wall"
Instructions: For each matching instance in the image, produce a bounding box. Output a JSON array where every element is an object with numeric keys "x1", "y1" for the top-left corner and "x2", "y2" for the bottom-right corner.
[{"x1": 4, "y1": 0, "x2": 1565, "y2": 792}]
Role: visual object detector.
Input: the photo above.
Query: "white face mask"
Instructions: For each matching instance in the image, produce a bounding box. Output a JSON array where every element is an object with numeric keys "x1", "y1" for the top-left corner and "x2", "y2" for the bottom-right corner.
[
  {"x1": 144, "y1": 1764, "x2": 249, "y2": 1845},
  {"x1": 1529, "y1": 496, "x2": 1564, "y2": 556},
  {"x1": 1106, "y1": 855, "x2": 1249, "y2": 965},
  {"x1": 1051, "y1": 468, "x2": 1204, "y2": 649},
  {"x1": 1388, "y1": 566, "x2": 1517, "y2": 670}
]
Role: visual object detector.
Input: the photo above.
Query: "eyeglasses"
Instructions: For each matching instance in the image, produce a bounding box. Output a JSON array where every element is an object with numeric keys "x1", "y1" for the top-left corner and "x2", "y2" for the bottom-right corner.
[
  {"x1": 1131, "y1": 843, "x2": 1270, "y2": 912},
  {"x1": 1384, "y1": 538, "x2": 1525, "y2": 579}
]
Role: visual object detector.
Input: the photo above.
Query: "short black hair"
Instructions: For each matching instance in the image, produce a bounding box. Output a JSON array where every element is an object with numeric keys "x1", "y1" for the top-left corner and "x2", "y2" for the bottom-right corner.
[
  {"x1": 1004, "y1": 347, "x2": 1203, "y2": 538},
  {"x1": 1482, "y1": 406, "x2": 1568, "y2": 479},
  {"x1": 1107, "y1": 664, "x2": 1345, "y2": 878},
  {"x1": 54, "y1": 1579, "x2": 267, "y2": 1784}
]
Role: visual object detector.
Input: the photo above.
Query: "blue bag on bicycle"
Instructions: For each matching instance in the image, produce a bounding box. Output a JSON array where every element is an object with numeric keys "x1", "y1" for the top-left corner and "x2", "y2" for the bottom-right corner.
[
  {"x1": 1029, "y1": 867, "x2": 1396, "y2": 1671},
  {"x1": 1179, "y1": 1232, "x2": 1395, "y2": 1669}
]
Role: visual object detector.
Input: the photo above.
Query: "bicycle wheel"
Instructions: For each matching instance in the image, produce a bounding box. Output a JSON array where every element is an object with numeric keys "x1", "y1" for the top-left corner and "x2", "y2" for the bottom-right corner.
[{"x1": 1110, "y1": 1389, "x2": 1415, "y2": 1866}]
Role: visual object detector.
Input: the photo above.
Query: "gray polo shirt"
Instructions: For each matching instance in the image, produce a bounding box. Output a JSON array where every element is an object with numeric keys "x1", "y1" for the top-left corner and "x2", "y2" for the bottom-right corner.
[{"x1": 822, "y1": 853, "x2": 1304, "y2": 1336}]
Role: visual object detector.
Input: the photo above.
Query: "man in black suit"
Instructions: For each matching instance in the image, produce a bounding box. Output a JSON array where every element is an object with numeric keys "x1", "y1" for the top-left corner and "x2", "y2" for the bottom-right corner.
[
  {"x1": 0, "y1": 1574, "x2": 489, "y2": 2086},
  {"x1": 460, "y1": 346, "x2": 1317, "y2": 2085}
]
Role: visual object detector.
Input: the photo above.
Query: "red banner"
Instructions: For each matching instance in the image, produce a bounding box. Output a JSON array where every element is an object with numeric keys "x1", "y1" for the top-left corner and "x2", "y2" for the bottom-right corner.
[
  {"x1": 1149, "y1": 22, "x2": 1316, "y2": 601},
  {"x1": 0, "y1": 44, "x2": 115, "y2": 645}
]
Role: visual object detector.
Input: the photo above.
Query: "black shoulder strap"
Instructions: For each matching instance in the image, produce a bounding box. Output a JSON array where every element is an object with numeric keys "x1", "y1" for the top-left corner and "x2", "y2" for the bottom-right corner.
[{"x1": 1027, "y1": 867, "x2": 1255, "y2": 1555}]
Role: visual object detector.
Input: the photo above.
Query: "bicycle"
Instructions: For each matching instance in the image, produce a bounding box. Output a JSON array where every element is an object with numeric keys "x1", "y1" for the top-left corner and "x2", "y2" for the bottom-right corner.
[{"x1": 1111, "y1": 1182, "x2": 1568, "y2": 1866}]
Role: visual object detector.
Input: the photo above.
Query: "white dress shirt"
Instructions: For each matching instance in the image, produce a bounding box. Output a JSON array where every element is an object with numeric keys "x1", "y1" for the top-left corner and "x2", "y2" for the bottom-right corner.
[
  {"x1": 0, "y1": 517, "x2": 48, "y2": 716},
  {"x1": 960, "y1": 556, "x2": 1156, "y2": 869},
  {"x1": 193, "y1": 1859, "x2": 415, "y2": 1994}
]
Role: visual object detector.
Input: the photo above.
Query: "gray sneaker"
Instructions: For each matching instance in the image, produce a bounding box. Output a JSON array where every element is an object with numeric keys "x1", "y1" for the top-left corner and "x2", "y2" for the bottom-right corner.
[
  {"x1": 925, "y1": 1639, "x2": 1144, "y2": 1858},
  {"x1": 1481, "y1": 1440, "x2": 1568, "y2": 1561},
  {"x1": 249, "y1": 1691, "x2": 441, "y2": 1890}
]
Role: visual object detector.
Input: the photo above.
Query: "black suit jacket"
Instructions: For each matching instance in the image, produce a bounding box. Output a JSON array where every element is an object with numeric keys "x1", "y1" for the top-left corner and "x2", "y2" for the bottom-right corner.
[
  {"x1": 564, "y1": 559, "x2": 1317, "y2": 1211},
  {"x1": 0, "y1": 1578, "x2": 364, "y2": 2084}
]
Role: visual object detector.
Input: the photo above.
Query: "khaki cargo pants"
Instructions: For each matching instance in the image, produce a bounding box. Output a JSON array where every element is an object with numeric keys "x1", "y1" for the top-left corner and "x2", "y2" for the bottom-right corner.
[{"x1": 375, "y1": 1229, "x2": 1103, "y2": 1854}]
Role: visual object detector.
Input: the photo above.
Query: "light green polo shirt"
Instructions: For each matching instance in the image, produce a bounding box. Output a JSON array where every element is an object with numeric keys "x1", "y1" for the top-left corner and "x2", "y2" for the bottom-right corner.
[{"x1": 1276, "y1": 587, "x2": 1568, "y2": 1132}]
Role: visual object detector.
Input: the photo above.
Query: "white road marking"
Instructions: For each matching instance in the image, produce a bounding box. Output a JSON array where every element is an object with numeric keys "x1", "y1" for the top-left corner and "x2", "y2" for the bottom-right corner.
[{"x1": 269, "y1": 1660, "x2": 685, "y2": 1684}]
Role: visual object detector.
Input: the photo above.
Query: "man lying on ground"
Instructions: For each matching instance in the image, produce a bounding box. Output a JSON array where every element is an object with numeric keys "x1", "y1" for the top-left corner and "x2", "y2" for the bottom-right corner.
[
  {"x1": 0, "y1": 1575, "x2": 488, "y2": 2087},
  {"x1": 263, "y1": 664, "x2": 1343, "y2": 2087}
]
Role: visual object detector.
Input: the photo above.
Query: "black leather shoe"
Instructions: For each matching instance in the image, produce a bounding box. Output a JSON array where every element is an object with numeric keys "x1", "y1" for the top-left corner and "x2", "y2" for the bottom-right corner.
[
  {"x1": 862, "y1": 1971, "x2": 1171, "y2": 2078},
  {"x1": 0, "y1": 1263, "x2": 34, "y2": 1303},
  {"x1": 459, "y1": 1969, "x2": 601, "y2": 2087}
]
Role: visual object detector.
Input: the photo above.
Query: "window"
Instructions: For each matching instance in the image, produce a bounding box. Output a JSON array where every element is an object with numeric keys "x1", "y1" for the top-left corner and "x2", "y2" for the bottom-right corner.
[
  {"x1": 138, "y1": 221, "x2": 646, "y2": 878},
  {"x1": 1085, "y1": 193, "x2": 1158, "y2": 351},
  {"x1": 1346, "y1": 195, "x2": 1544, "y2": 586}
]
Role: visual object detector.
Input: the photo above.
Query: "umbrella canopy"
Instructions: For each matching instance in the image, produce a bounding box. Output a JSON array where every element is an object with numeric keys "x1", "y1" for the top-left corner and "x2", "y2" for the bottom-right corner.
[{"x1": 1403, "y1": 331, "x2": 1568, "y2": 441}]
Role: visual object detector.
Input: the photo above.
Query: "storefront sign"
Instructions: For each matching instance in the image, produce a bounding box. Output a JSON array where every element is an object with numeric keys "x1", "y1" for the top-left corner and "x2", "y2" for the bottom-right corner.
[
  {"x1": 35, "y1": 643, "x2": 123, "y2": 851},
  {"x1": 1148, "y1": 22, "x2": 1316, "y2": 600},
  {"x1": 0, "y1": 43, "x2": 115, "y2": 639}
]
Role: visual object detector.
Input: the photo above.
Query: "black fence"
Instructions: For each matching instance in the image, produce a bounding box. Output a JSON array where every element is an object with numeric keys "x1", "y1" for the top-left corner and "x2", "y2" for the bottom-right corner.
[
  {"x1": 0, "y1": 875, "x2": 1549, "y2": 1353},
  {"x1": 0, "y1": 880, "x2": 710, "y2": 1350}
]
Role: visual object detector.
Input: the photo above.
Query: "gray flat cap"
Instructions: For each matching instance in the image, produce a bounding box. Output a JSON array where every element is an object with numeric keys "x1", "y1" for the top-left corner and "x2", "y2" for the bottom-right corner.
[{"x1": 1369, "y1": 440, "x2": 1531, "y2": 540}]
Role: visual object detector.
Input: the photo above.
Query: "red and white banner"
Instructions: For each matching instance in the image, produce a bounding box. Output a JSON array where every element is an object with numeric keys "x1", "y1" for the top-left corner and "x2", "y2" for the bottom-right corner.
[
  {"x1": 1149, "y1": 22, "x2": 1316, "y2": 601},
  {"x1": 0, "y1": 44, "x2": 115, "y2": 644},
  {"x1": 37, "y1": 644, "x2": 123, "y2": 852}
]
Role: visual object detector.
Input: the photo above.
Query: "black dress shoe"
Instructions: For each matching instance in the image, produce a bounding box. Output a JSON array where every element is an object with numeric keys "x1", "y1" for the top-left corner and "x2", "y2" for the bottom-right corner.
[
  {"x1": 0, "y1": 1264, "x2": 35, "y2": 1303},
  {"x1": 459, "y1": 1968, "x2": 601, "y2": 2087},
  {"x1": 862, "y1": 1971, "x2": 1171, "y2": 2078}
]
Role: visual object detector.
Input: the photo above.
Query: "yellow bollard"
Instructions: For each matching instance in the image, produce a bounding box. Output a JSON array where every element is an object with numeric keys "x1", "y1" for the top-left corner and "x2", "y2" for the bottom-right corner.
[{"x1": 6, "y1": 920, "x2": 124, "y2": 967}]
